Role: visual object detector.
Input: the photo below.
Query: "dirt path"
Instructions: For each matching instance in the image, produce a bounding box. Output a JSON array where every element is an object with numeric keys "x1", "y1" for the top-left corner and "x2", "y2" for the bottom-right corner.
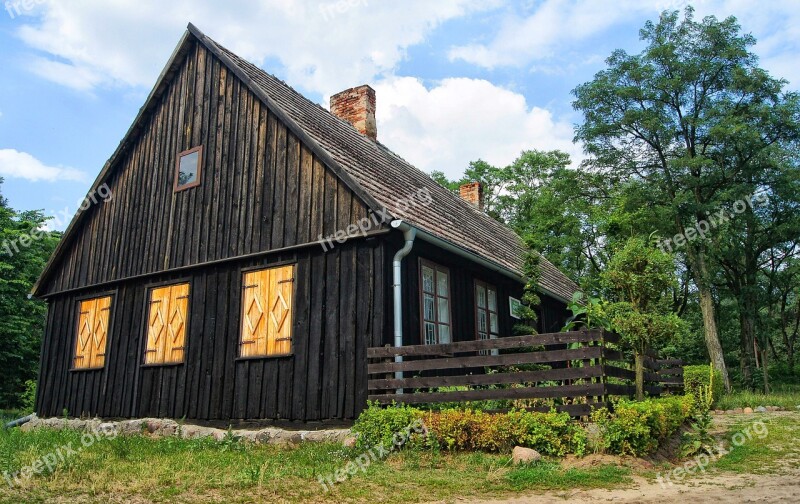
[{"x1": 453, "y1": 470, "x2": 800, "y2": 503}]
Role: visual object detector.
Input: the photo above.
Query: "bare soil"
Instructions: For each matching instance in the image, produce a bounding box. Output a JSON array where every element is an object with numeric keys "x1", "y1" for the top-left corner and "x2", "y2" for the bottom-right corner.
[{"x1": 456, "y1": 470, "x2": 800, "y2": 503}]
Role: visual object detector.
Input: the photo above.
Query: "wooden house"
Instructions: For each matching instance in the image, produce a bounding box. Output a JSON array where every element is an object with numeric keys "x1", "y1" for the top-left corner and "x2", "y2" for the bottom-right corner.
[{"x1": 32, "y1": 24, "x2": 579, "y2": 422}]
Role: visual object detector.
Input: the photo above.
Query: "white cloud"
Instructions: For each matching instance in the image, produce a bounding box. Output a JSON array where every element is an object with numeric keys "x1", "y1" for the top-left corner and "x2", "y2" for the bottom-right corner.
[
  {"x1": 448, "y1": 0, "x2": 800, "y2": 90},
  {"x1": 0, "y1": 149, "x2": 87, "y2": 182},
  {"x1": 448, "y1": 0, "x2": 656, "y2": 69},
  {"x1": 14, "y1": 0, "x2": 495, "y2": 95},
  {"x1": 373, "y1": 77, "x2": 582, "y2": 178}
]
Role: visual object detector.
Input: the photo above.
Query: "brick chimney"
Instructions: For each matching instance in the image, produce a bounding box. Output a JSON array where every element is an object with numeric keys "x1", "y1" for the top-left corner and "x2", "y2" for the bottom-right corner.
[
  {"x1": 330, "y1": 85, "x2": 377, "y2": 140},
  {"x1": 459, "y1": 182, "x2": 484, "y2": 211}
]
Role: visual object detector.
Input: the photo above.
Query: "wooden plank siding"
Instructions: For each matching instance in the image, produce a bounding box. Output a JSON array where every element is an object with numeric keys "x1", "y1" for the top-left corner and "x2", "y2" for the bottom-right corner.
[
  {"x1": 34, "y1": 39, "x2": 387, "y2": 422},
  {"x1": 36, "y1": 242, "x2": 385, "y2": 421},
  {"x1": 36, "y1": 40, "x2": 371, "y2": 297},
  {"x1": 32, "y1": 34, "x2": 575, "y2": 423}
]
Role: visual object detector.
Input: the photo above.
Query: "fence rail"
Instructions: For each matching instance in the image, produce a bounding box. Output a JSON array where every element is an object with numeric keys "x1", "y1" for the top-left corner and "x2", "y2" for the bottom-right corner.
[{"x1": 367, "y1": 329, "x2": 683, "y2": 416}]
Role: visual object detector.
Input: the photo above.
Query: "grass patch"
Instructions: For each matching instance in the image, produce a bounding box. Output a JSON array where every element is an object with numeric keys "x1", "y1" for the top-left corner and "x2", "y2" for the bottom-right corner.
[
  {"x1": 710, "y1": 415, "x2": 800, "y2": 475},
  {"x1": 0, "y1": 427, "x2": 632, "y2": 503},
  {"x1": 506, "y1": 462, "x2": 631, "y2": 490},
  {"x1": 716, "y1": 385, "x2": 800, "y2": 411}
]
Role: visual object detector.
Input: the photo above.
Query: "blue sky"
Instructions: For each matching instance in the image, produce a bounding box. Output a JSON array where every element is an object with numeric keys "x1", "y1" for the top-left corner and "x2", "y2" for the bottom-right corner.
[{"x1": 1, "y1": 0, "x2": 798, "y2": 230}]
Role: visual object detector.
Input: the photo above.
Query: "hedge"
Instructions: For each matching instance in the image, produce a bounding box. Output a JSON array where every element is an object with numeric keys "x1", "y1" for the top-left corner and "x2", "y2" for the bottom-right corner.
[
  {"x1": 591, "y1": 395, "x2": 695, "y2": 456},
  {"x1": 353, "y1": 395, "x2": 696, "y2": 458},
  {"x1": 684, "y1": 365, "x2": 724, "y2": 406}
]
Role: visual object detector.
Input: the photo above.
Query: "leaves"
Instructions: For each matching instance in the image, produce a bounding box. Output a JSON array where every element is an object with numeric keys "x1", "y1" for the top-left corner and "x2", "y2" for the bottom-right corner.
[{"x1": 0, "y1": 178, "x2": 60, "y2": 408}]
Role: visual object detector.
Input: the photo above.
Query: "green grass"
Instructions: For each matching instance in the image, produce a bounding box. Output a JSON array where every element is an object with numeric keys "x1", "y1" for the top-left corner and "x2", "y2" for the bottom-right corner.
[
  {"x1": 506, "y1": 462, "x2": 631, "y2": 490},
  {"x1": 710, "y1": 415, "x2": 800, "y2": 475},
  {"x1": 0, "y1": 427, "x2": 631, "y2": 503},
  {"x1": 715, "y1": 384, "x2": 800, "y2": 410}
]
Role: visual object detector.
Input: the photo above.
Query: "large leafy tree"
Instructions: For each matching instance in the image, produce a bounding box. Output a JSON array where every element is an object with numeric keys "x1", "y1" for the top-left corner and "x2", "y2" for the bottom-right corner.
[
  {"x1": 572, "y1": 8, "x2": 800, "y2": 390},
  {"x1": 0, "y1": 178, "x2": 60, "y2": 408}
]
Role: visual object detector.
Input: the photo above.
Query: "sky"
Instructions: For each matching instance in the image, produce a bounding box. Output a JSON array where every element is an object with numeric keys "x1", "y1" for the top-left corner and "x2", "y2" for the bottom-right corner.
[{"x1": 0, "y1": 0, "x2": 798, "y2": 230}]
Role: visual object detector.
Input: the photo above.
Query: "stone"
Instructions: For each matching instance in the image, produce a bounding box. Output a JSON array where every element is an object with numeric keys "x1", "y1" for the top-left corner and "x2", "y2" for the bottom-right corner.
[
  {"x1": 714, "y1": 409, "x2": 724, "y2": 415},
  {"x1": 343, "y1": 436, "x2": 357, "y2": 449},
  {"x1": 755, "y1": 406, "x2": 767, "y2": 413},
  {"x1": 237, "y1": 430, "x2": 260, "y2": 443},
  {"x1": 118, "y1": 420, "x2": 146, "y2": 435},
  {"x1": 19, "y1": 417, "x2": 42, "y2": 432},
  {"x1": 271, "y1": 430, "x2": 303, "y2": 445},
  {"x1": 734, "y1": 408, "x2": 745, "y2": 414},
  {"x1": 180, "y1": 424, "x2": 225, "y2": 440},
  {"x1": 743, "y1": 407, "x2": 754, "y2": 414},
  {"x1": 512, "y1": 446, "x2": 541, "y2": 465},
  {"x1": 96, "y1": 423, "x2": 118, "y2": 436}
]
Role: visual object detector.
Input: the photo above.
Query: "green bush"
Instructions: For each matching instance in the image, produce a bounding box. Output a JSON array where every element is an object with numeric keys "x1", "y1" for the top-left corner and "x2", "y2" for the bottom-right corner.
[
  {"x1": 591, "y1": 395, "x2": 694, "y2": 456},
  {"x1": 684, "y1": 365, "x2": 724, "y2": 406},
  {"x1": 424, "y1": 408, "x2": 587, "y2": 456},
  {"x1": 351, "y1": 402, "x2": 424, "y2": 451},
  {"x1": 353, "y1": 404, "x2": 588, "y2": 456}
]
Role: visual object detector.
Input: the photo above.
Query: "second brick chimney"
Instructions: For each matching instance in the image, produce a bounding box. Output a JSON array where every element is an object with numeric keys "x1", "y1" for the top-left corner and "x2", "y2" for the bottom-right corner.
[
  {"x1": 330, "y1": 85, "x2": 377, "y2": 140},
  {"x1": 459, "y1": 182, "x2": 484, "y2": 211}
]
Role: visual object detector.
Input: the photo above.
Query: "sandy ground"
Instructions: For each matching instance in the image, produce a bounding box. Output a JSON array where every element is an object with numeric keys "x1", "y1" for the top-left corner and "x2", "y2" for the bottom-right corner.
[{"x1": 455, "y1": 470, "x2": 800, "y2": 503}]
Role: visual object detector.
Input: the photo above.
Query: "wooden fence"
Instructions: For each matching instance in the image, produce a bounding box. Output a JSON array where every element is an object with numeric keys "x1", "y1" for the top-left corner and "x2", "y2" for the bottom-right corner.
[{"x1": 367, "y1": 330, "x2": 683, "y2": 417}]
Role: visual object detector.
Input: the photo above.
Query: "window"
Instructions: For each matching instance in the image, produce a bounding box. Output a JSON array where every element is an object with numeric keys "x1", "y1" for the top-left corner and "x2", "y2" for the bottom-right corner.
[
  {"x1": 73, "y1": 296, "x2": 112, "y2": 370},
  {"x1": 475, "y1": 281, "x2": 499, "y2": 356},
  {"x1": 420, "y1": 260, "x2": 451, "y2": 345},
  {"x1": 144, "y1": 283, "x2": 190, "y2": 365},
  {"x1": 174, "y1": 146, "x2": 202, "y2": 191},
  {"x1": 240, "y1": 265, "x2": 295, "y2": 358}
]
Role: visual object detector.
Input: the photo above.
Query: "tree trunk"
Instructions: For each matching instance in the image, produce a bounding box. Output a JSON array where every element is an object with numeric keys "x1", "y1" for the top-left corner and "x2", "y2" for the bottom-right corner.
[
  {"x1": 688, "y1": 247, "x2": 732, "y2": 392},
  {"x1": 739, "y1": 312, "x2": 756, "y2": 390},
  {"x1": 635, "y1": 353, "x2": 645, "y2": 401},
  {"x1": 761, "y1": 349, "x2": 770, "y2": 394}
]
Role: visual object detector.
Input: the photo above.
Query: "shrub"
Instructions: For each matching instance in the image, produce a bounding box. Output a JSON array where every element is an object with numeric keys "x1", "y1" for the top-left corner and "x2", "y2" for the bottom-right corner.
[
  {"x1": 351, "y1": 402, "x2": 424, "y2": 451},
  {"x1": 424, "y1": 408, "x2": 587, "y2": 456},
  {"x1": 684, "y1": 365, "x2": 724, "y2": 406},
  {"x1": 591, "y1": 395, "x2": 694, "y2": 456}
]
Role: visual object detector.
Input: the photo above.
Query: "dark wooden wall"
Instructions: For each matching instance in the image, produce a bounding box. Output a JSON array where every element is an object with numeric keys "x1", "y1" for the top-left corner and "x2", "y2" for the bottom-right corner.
[
  {"x1": 36, "y1": 241, "x2": 385, "y2": 421},
  {"x1": 38, "y1": 40, "x2": 371, "y2": 296},
  {"x1": 34, "y1": 37, "x2": 570, "y2": 423}
]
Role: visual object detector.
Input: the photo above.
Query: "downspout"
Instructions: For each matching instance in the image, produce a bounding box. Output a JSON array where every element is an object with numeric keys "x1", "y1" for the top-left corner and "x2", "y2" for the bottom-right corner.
[{"x1": 390, "y1": 220, "x2": 416, "y2": 393}]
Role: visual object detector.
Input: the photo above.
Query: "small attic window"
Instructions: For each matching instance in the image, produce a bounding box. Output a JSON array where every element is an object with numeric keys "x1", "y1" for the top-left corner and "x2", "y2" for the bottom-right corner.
[{"x1": 174, "y1": 146, "x2": 202, "y2": 191}]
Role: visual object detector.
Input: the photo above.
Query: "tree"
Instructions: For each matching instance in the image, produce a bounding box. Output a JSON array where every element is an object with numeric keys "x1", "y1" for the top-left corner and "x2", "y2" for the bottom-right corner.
[
  {"x1": 601, "y1": 237, "x2": 684, "y2": 399},
  {"x1": 0, "y1": 178, "x2": 60, "y2": 408},
  {"x1": 572, "y1": 8, "x2": 800, "y2": 391}
]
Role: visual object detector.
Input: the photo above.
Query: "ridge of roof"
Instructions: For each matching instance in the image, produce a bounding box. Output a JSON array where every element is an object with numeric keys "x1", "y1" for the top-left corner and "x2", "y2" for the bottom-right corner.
[
  {"x1": 33, "y1": 24, "x2": 579, "y2": 303},
  {"x1": 192, "y1": 27, "x2": 579, "y2": 302}
]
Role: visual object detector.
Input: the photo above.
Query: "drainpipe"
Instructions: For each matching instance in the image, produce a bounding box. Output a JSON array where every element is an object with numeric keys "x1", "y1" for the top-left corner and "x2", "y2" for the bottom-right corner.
[
  {"x1": 390, "y1": 220, "x2": 416, "y2": 392},
  {"x1": 4, "y1": 414, "x2": 34, "y2": 429}
]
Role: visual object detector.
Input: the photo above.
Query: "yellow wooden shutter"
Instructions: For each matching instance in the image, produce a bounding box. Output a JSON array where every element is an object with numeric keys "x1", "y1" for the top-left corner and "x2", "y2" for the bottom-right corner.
[
  {"x1": 74, "y1": 296, "x2": 111, "y2": 369},
  {"x1": 145, "y1": 283, "x2": 189, "y2": 364},
  {"x1": 268, "y1": 265, "x2": 294, "y2": 356},
  {"x1": 241, "y1": 269, "x2": 269, "y2": 358},
  {"x1": 240, "y1": 265, "x2": 294, "y2": 357}
]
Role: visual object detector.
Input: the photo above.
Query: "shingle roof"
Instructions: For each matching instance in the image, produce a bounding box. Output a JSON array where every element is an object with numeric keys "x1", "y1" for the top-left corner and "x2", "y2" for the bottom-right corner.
[{"x1": 193, "y1": 27, "x2": 578, "y2": 302}]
